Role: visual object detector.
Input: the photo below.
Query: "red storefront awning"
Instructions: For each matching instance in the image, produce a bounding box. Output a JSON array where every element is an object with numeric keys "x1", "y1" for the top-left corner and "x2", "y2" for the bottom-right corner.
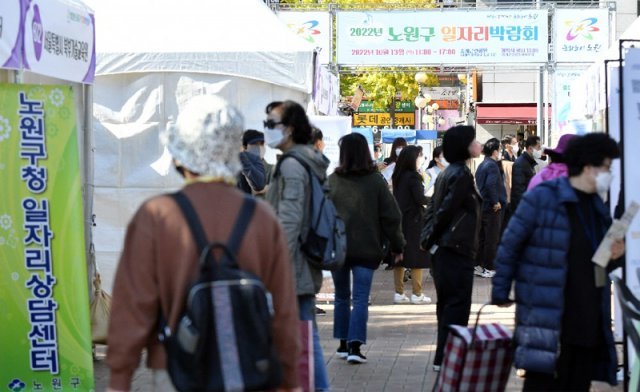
[{"x1": 476, "y1": 103, "x2": 551, "y2": 125}]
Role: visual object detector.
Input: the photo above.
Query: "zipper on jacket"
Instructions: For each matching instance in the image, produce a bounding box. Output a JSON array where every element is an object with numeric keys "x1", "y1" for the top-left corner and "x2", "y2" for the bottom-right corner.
[{"x1": 450, "y1": 212, "x2": 467, "y2": 232}]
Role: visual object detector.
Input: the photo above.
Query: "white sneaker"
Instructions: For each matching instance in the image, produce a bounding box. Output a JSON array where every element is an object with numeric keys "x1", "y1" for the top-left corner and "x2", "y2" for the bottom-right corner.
[
  {"x1": 411, "y1": 294, "x2": 432, "y2": 304},
  {"x1": 474, "y1": 265, "x2": 485, "y2": 277},
  {"x1": 393, "y1": 293, "x2": 410, "y2": 304},
  {"x1": 482, "y1": 269, "x2": 496, "y2": 278}
]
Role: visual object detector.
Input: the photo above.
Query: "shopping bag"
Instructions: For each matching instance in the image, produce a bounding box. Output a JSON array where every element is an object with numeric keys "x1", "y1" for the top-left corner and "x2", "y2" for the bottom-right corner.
[
  {"x1": 434, "y1": 303, "x2": 513, "y2": 392},
  {"x1": 298, "y1": 320, "x2": 314, "y2": 392},
  {"x1": 90, "y1": 272, "x2": 111, "y2": 344}
]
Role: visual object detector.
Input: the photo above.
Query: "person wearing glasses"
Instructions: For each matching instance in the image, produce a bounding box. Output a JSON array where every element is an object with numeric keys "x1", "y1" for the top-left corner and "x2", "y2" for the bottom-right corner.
[
  {"x1": 264, "y1": 100, "x2": 331, "y2": 392},
  {"x1": 492, "y1": 133, "x2": 624, "y2": 391}
]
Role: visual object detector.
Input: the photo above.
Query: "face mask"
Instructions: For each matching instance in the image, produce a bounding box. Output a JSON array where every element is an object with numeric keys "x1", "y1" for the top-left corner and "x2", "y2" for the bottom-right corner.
[
  {"x1": 395, "y1": 147, "x2": 403, "y2": 156},
  {"x1": 264, "y1": 128, "x2": 284, "y2": 149},
  {"x1": 417, "y1": 156, "x2": 425, "y2": 170},
  {"x1": 512, "y1": 144, "x2": 519, "y2": 154},
  {"x1": 532, "y1": 148, "x2": 542, "y2": 159},
  {"x1": 595, "y1": 171, "x2": 613, "y2": 194},
  {"x1": 440, "y1": 156, "x2": 449, "y2": 167}
]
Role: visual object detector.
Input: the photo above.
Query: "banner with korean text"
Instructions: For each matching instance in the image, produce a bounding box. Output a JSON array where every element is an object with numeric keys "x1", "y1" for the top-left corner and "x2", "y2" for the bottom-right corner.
[
  {"x1": 336, "y1": 9, "x2": 548, "y2": 65},
  {"x1": 554, "y1": 8, "x2": 610, "y2": 63},
  {"x1": 0, "y1": 0, "x2": 24, "y2": 69},
  {"x1": 0, "y1": 84, "x2": 94, "y2": 391},
  {"x1": 23, "y1": 0, "x2": 96, "y2": 83}
]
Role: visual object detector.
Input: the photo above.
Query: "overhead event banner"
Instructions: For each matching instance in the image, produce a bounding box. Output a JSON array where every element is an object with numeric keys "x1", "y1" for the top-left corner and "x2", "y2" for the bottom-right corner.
[
  {"x1": 0, "y1": 84, "x2": 94, "y2": 391},
  {"x1": 336, "y1": 10, "x2": 549, "y2": 65},
  {"x1": 0, "y1": 0, "x2": 24, "y2": 69},
  {"x1": 278, "y1": 11, "x2": 331, "y2": 64},
  {"x1": 554, "y1": 8, "x2": 610, "y2": 63},
  {"x1": 23, "y1": 0, "x2": 96, "y2": 83}
]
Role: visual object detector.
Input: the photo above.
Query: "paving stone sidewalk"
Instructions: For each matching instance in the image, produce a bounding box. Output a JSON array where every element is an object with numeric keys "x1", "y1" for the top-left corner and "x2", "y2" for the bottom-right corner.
[{"x1": 94, "y1": 270, "x2": 622, "y2": 391}]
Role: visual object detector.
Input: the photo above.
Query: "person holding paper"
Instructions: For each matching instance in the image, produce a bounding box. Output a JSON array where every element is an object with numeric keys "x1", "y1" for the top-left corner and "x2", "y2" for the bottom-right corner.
[{"x1": 492, "y1": 133, "x2": 624, "y2": 391}]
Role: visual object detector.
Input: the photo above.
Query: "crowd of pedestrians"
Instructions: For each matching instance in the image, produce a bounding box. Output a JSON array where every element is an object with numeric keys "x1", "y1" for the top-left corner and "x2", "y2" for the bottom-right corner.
[{"x1": 106, "y1": 95, "x2": 626, "y2": 392}]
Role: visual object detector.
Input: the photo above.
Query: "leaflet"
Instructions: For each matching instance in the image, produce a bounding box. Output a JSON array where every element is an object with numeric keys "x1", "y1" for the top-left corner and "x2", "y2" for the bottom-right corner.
[{"x1": 592, "y1": 201, "x2": 639, "y2": 267}]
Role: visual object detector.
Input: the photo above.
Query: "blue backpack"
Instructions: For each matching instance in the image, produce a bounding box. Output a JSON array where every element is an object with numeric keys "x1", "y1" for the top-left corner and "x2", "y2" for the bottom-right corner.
[{"x1": 275, "y1": 154, "x2": 347, "y2": 271}]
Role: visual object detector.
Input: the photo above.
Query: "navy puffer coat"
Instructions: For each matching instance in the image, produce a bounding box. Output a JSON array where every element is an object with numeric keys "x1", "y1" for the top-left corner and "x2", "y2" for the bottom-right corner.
[{"x1": 491, "y1": 177, "x2": 617, "y2": 385}]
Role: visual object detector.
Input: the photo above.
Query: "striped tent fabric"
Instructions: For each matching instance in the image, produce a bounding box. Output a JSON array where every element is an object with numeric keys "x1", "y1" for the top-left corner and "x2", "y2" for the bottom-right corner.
[{"x1": 434, "y1": 323, "x2": 513, "y2": 392}]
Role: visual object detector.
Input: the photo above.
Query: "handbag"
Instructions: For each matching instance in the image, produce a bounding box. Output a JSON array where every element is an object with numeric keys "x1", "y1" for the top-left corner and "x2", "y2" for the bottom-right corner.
[
  {"x1": 434, "y1": 303, "x2": 513, "y2": 392},
  {"x1": 90, "y1": 271, "x2": 112, "y2": 344}
]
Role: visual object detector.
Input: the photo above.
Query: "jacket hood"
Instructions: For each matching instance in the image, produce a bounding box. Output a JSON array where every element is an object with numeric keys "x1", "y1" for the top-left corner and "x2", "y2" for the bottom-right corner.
[
  {"x1": 538, "y1": 163, "x2": 568, "y2": 183},
  {"x1": 286, "y1": 144, "x2": 330, "y2": 181}
]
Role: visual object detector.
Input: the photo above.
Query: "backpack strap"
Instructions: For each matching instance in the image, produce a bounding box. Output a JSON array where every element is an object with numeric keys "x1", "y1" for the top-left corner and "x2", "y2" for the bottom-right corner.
[
  {"x1": 159, "y1": 192, "x2": 255, "y2": 338},
  {"x1": 171, "y1": 191, "x2": 256, "y2": 266}
]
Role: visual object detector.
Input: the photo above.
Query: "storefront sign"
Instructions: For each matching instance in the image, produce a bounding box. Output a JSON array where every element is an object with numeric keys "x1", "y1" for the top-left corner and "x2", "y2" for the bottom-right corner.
[
  {"x1": 337, "y1": 9, "x2": 548, "y2": 65},
  {"x1": 0, "y1": 84, "x2": 94, "y2": 391},
  {"x1": 352, "y1": 112, "x2": 415, "y2": 127},
  {"x1": 357, "y1": 100, "x2": 414, "y2": 113},
  {"x1": 554, "y1": 8, "x2": 610, "y2": 63},
  {"x1": 23, "y1": 0, "x2": 95, "y2": 83},
  {"x1": 0, "y1": 0, "x2": 23, "y2": 69},
  {"x1": 278, "y1": 11, "x2": 331, "y2": 64}
]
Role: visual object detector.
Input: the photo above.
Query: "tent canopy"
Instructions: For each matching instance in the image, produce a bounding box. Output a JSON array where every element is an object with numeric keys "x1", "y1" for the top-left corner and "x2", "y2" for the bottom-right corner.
[{"x1": 87, "y1": 0, "x2": 315, "y2": 92}]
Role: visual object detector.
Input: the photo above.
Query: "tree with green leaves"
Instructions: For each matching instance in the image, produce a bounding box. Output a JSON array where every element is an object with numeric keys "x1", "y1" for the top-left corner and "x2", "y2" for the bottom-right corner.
[{"x1": 278, "y1": 0, "x2": 440, "y2": 126}]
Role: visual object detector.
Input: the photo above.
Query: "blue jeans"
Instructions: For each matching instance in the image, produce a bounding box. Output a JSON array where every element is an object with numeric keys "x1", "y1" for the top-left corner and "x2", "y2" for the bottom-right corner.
[
  {"x1": 331, "y1": 265, "x2": 375, "y2": 344},
  {"x1": 298, "y1": 295, "x2": 330, "y2": 391}
]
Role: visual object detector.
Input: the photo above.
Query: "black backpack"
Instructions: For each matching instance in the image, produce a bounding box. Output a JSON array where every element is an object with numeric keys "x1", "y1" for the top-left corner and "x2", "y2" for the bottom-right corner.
[
  {"x1": 274, "y1": 154, "x2": 347, "y2": 271},
  {"x1": 159, "y1": 192, "x2": 282, "y2": 392}
]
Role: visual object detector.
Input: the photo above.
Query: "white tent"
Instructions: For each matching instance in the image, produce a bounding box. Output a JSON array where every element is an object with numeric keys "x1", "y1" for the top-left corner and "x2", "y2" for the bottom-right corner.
[{"x1": 88, "y1": 0, "x2": 316, "y2": 291}]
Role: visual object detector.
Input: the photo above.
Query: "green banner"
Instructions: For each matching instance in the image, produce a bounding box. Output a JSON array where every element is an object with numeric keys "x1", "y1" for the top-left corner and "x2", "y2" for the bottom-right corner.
[
  {"x1": 357, "y1": 100, "x2": 415, "y2": 113},
  {"x1": 0, "y1": 84, "x2": 94, "y2": 391}
]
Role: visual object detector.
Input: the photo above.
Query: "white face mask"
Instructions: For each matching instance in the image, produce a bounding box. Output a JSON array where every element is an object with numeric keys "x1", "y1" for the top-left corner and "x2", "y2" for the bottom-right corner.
[
  {"x1": 440, "y1": 155, "x2": 449, "y2": 167},
  {"x1": 511, "y1": 144, "x2": 519, "y2": 154},
  {"x1": 595, "y1": 171, "x2": 613, "y2": 194},
  {"x1": 395, "y1": 147, "x2": 403, "y2": 156},
  {"x1": 417, "y1": 156, "x2": 426, "y2": 170},
  {"x1": 264, "y1": 128, "x2": 285, "y2": 149},
  {"x1": 532, "y1": 148, "x2": 542, "y2": 159}
]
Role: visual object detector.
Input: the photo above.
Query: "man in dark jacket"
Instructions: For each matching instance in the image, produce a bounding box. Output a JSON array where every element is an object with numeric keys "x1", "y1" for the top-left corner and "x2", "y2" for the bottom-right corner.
[
  {"x1": 237, "y1": 129, "x2": 268, "y2": 195},
  {"x1": 474, "y1": 138, "x2": 507, "y2": 278},
  {"x1": 492, "y1": 133, "x2": 624, "y2": 391},
  {"x1": 421, "y1": 125, "x2": 482, "y2": 371},
  {"x1": 510, "y1": 136, "x2": 541, "y2": 214}
]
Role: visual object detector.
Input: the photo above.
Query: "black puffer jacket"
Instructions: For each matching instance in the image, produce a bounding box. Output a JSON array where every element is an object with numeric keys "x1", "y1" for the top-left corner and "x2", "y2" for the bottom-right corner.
[
  {"x1": 421, "y1": 162, "x2": 481, "y2": 260},
  {"x1": 510, "y1": 151, "x2": 537, "y2": 212}
]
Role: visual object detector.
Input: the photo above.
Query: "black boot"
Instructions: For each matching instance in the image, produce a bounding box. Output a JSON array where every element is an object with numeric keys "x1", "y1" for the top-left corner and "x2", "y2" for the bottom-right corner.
[{"x1": 347, "y1": 341, "x2": 367, "y2": 364}]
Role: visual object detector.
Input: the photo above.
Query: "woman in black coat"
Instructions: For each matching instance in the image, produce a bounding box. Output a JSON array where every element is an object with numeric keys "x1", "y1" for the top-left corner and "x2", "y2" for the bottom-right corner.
[
  {"x1": 391, "y1": 145, "x2": 432, "y2": 305},
  {"x1": 421, "y1": 125, "x2": 482, "y2": 371}
]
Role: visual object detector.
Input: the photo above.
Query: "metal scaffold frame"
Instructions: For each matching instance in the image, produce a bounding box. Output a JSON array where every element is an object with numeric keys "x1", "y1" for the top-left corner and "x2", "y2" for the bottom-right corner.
[{"x1": 272, "y1": 1, "x2": 616, "y2": 144}]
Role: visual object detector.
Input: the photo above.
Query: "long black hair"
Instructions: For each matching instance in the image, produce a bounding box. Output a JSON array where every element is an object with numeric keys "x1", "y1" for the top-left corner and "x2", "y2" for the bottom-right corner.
[
  {"x1": 334, "y1": 133, "x2": 377, "y2": 176},
  {"x1": 386, "y1": 137, "x2": 408, "y2": 164},
  {"x1": 392, "y1": 145, "x2": 423, "y2": 192},
  {"x1": 427, "y1": 146, "x2": 443, "y2": 169}
]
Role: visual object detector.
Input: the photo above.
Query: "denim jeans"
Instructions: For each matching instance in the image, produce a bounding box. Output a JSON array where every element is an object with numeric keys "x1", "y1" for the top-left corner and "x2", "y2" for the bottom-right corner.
[
  {"x1": 298, "y1": 295, "x2": 330, "y2": 391},
  {"x1": 331, "y1": 265, "x2": 375, "y2": 344}
]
